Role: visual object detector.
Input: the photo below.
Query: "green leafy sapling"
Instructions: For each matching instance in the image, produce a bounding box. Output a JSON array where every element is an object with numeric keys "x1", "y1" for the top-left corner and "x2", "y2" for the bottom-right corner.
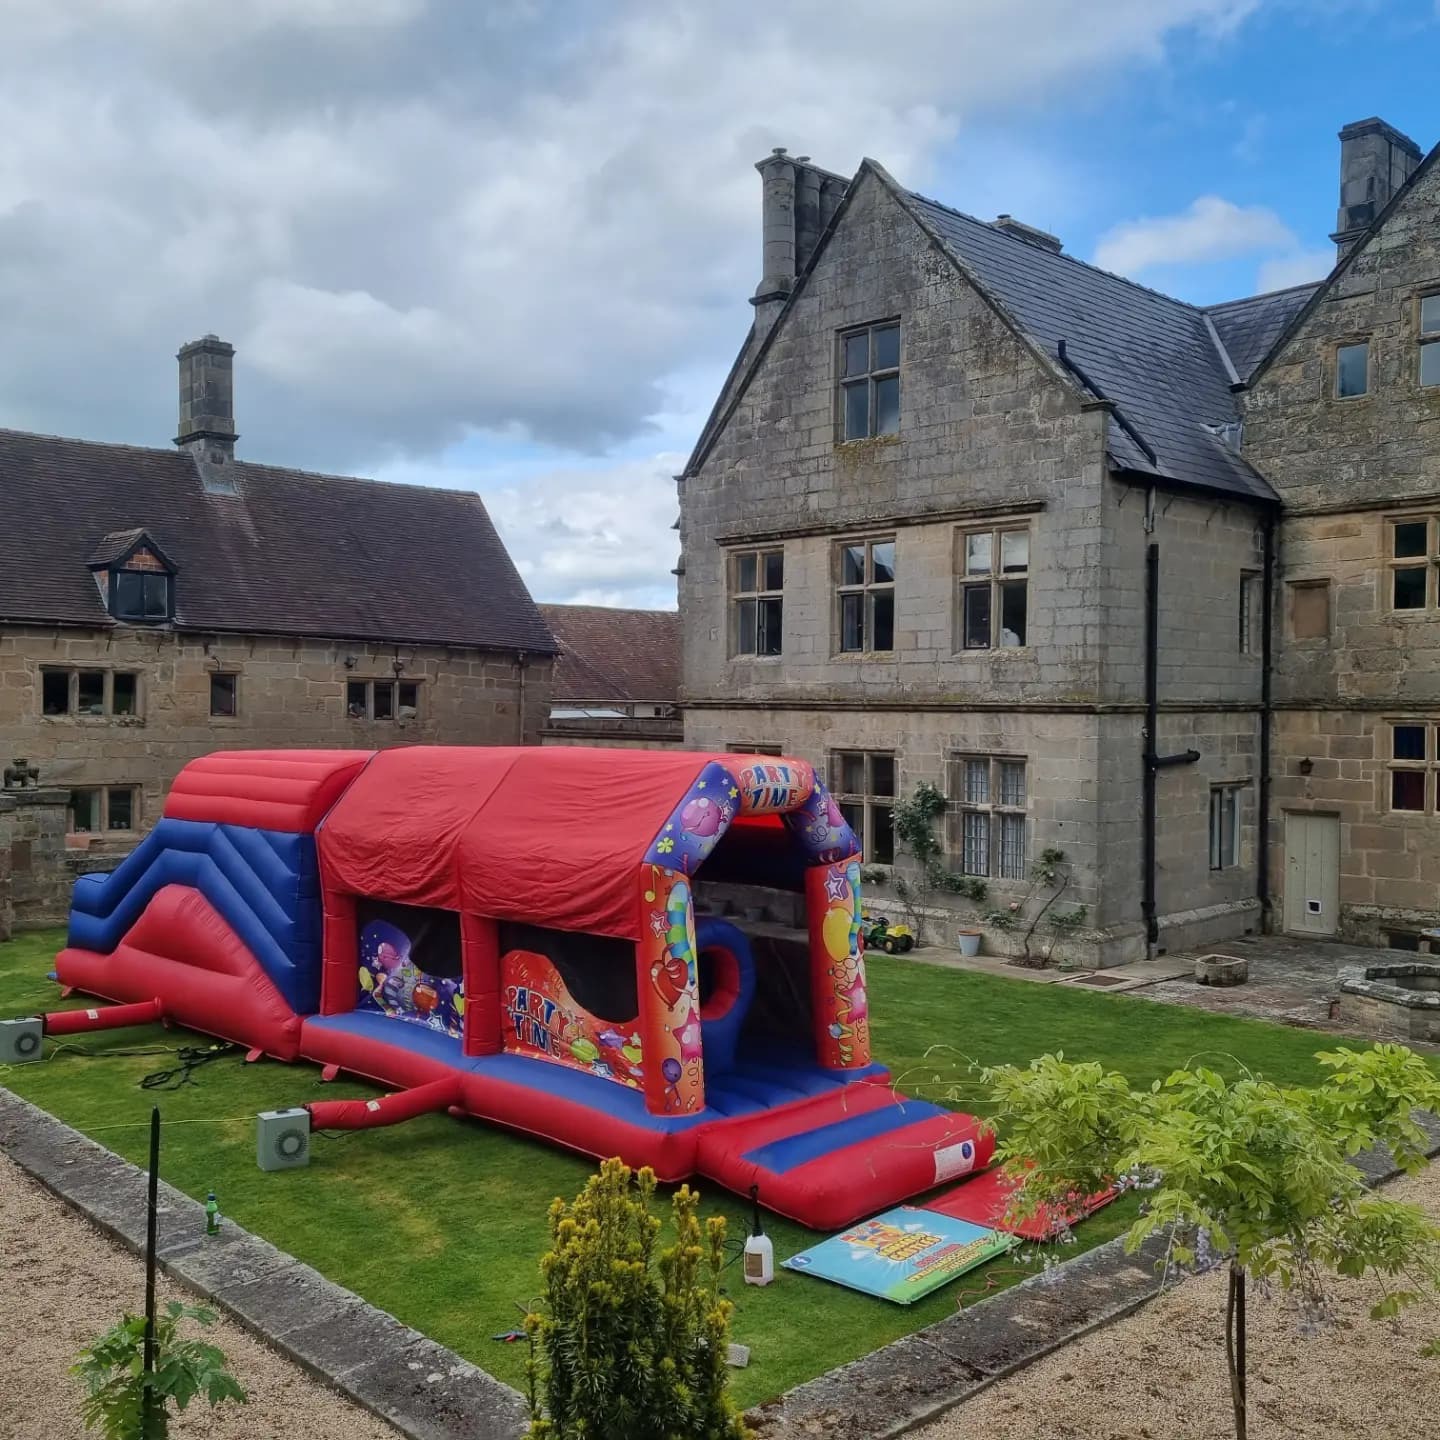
[
  {"x1": 72, "y1": 1301, "x2": 246, "y2": 1439},
  {"x1": 982, "y1": 1044, "x2": 1440, "y2": 1440}
]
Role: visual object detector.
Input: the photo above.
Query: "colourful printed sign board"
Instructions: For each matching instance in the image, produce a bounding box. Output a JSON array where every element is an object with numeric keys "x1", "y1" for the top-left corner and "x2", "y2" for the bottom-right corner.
[{"x1": 782, "y1": 1206, "x2": 1017, "y2": 1304}]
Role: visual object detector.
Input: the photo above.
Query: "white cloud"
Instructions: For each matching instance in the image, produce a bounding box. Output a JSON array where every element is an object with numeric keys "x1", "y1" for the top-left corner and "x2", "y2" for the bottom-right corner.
[
  {"x1": 374, "y1": 453, "x2": 683, "y2": 609},
  {"x1": 0, "y1": 0, "x2": 1264, "y2": 600},
  {"x1": 1256, "y1": 247, "x2": 1334, "y2": 292},
  {"x1": 1093, "y1": 195, "x2": 1296, "y2": 275}
]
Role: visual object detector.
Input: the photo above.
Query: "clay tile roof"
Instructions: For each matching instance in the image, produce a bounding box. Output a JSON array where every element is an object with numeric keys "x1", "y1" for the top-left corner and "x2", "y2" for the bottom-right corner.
[
  {"x1": 86, "y1": 527, "x2": 160, "y2": 568},
  {"x1": 0, "y1": 429, "x2": 555, "y2": 653},
  {"x1": 539, "y1": 604, "x2": 680, "y2": 705}
]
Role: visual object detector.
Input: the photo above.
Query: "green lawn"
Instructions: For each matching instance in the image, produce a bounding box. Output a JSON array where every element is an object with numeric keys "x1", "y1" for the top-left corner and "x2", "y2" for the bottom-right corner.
[{"x1": 0, "y1": 929, "x2": 1375, "y2": 1406}]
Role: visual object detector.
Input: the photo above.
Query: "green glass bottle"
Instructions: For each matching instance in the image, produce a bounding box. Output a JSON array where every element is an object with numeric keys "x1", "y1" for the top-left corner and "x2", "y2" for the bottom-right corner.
[{"x1": 205, "y1": 1190, "x2": 221, "y2": 1236}]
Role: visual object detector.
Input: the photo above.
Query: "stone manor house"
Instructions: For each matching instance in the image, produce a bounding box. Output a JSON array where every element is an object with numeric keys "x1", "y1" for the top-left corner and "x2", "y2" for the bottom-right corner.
[
  {"x1": 680, "y1": 116, "x2": 1440, "y2": 965},
  {"x1": 0, "y1": 336, "x2": 555, "y2": 855}
]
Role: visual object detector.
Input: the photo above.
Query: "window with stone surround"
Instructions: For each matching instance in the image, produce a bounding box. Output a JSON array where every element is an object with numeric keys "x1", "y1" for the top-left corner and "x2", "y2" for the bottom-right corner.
[
  {"x1": 1239, "y1": 571, "x2": 1262, "y2": 654},
  {"x1": 68, "y1": 786, "x2": 139, "y2": 834},
  {"x1": 1288, "y1": 580, "x2": 1331, "y2": 640},
  {"x1": 839, "y1": 322, "x2": 900, "y2": 441},
  {"x1": 1419, "y1": 294, "x2": 1440, "y2": 388},
  {"x1": 829, "y1": 751, "x2": 895, "y2": 864},
  {"x1": 1388, "y1": 517, "x2": 1436, "y2": 610},
  {"x1": 729, "y1": 548, "x2": 783, "y2": 657},
  {"x1": 346, "y1": 679, "x2": 420, "y2": 721},
  {"x1": 1208, "y1": 785, "x2": 1242, "y2": 869},
  {"x1": 836, "y1": 537, "x2": 896, "y2": 653},
  {"x1": 40, "y1": 668, "x2": 140, "y2": 719},
  {"x1": 956, "y1": 526, "x2": 1029, "y2": 650},
  {"x1": 1388, "y1": 722, "x2": 1433, "y2": 813},
  {"x1": 209, "y1": 673, "x2": 238, "y2": 718},
  {"x1": 725, "y1": 742, "x2": 783, "y2": 755},
  {"x1": 947, "y1": 754, "x2": 1027, "y2": 879},
  {"x1": 1336, "y1": 340, "x2": 1369, "y2": 398}
]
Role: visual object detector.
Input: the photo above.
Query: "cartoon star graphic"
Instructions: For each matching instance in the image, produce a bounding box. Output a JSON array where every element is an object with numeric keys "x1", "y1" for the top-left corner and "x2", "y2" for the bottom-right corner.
[{"x1": 824, "y1": 871, "x2": 849, "y2": 903}]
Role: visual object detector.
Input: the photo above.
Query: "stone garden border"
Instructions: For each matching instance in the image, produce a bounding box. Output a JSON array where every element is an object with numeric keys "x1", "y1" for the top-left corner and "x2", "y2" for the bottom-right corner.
[{"x1": 3, "y1": 1085, "x2": 1436, "y2": 1440}]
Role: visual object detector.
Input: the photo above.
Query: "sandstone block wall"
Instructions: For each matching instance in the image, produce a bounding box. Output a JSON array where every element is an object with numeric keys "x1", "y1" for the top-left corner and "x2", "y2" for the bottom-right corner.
[{"x1": 0, "y1": 626, "x2": 551, "y2": 845}]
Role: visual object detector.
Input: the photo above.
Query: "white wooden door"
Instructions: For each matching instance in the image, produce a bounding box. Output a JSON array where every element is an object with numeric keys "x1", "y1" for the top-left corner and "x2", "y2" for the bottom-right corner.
[{"x1": 1283, "y1": 812, "x2": 1339, "y2": 936}]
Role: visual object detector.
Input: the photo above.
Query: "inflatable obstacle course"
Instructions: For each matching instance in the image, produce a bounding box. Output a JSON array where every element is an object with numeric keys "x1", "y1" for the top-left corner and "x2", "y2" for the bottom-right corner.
[{"x1": 48, "y1": 747, "x2": 993, "y2": 1231}]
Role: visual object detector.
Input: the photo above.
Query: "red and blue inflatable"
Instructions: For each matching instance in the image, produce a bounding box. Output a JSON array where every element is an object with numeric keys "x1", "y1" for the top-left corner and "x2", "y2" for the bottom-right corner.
[{"x1": 55, "y1": 747, "x2": 991, "y2": 1230}]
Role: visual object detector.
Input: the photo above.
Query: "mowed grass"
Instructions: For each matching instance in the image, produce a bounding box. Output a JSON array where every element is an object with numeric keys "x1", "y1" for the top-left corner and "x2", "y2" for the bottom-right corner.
[{"x1": 0, "y1": 929, "x2": 1386, "y2": 1406}]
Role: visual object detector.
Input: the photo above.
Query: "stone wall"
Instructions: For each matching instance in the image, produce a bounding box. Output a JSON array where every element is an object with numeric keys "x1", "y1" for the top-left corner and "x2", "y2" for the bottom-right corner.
[
  {"x1": 0, "y1": 625, "x2": 552, "y2": 845},
  {"x1": 680, "y1": 168, "x2": 1267, "y2": 962},
  {"x1": 1242, "y1": 133, "x2": 1440, "y2": 941},
  {"x1": 1271, "y1": 710, "x2": 1440, "y2": 944},
  {"x1": 540, "y1": 716, "x2": 684, "y2": 749},
  {"x1": 0, "y1": 787, "x2": 72, "y2": 935},
  {"x1": 680, "y1": 167, "x2": 1110, "y2": 711}
]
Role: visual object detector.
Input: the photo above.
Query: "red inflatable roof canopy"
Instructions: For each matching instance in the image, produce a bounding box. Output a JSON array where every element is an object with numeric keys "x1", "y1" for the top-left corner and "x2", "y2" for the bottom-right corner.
[
  {"x1": 317, "y1": 746, "x2": 788, "y2": 939},
  {"x1": 164, "y1": 750, "x2": 375, "y2": 832}
]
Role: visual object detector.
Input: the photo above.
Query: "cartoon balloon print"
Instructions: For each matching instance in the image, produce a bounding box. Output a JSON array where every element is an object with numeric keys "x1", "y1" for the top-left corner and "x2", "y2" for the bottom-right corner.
[
  {"x1": 661, "y1": 1056, "x2": 683, "y2": 1110},
  {"x1": 680, "y1": 795, "x2": 722, "y2": 838},
  {"x1": 822, "y1": 904, "x2": 853, "y2": 962}
]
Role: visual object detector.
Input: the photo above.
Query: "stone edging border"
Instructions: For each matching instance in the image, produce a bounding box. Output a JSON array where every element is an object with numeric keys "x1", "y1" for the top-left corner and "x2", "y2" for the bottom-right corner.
[
  {"x1": 0, "y1": 1088, "x2": 527, "y2": 1440},
  {"x1": 5, "y1": 1084, "x2": 1435, "y2": 1440}
]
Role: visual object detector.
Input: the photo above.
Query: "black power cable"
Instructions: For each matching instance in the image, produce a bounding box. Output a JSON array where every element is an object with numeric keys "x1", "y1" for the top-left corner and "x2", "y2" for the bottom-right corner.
[{"x1": 139, "y1": 1043, "x2": 238, "y2": 1091}]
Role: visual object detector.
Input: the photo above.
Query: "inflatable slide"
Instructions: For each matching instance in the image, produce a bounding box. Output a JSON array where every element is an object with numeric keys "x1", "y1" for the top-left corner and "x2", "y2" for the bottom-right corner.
[{"x1": 52, "y1": 747, "x2": 991, "y2": 1230}]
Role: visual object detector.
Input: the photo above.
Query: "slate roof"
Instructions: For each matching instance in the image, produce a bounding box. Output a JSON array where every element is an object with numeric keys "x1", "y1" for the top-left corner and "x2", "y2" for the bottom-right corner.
[
  {"x1": 539, "y1": 604, "x2": 679, "y2": 704},
  {"x1": 0, "y1": 428, "x2": 556, "y2": 652},
  {"x1": 901, "y1": 188, "x2": 1278, "y2": 504},
  {"x1": 1204, "y1": 284, "x2": 1322, "y2": 384}
]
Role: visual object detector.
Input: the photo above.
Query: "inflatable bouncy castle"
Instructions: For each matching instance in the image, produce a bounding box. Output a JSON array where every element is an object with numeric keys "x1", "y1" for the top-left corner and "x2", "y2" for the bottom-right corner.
[{"x1": 52, "y1": 747, "x2": 991, "y2": 1230}]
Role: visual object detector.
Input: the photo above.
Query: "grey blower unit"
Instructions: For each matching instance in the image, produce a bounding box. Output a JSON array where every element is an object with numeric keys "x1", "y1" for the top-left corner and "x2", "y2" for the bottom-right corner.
[
  {"x1": 256, "y1": 1108, "x2": 311, "y2": 1171},
  {"x1": 0, "y1": 1018, "x2": 42, "y2": 1064}
]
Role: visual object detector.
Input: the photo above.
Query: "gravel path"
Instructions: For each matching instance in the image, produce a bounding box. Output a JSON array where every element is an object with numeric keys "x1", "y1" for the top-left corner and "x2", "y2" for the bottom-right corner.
[
  {"x1": 917, "y1": 1163, "x2": 1440, "y2": 1440},
  {"x1": 0, "y1": 1152, "x2": 401, "y2": 1440}
]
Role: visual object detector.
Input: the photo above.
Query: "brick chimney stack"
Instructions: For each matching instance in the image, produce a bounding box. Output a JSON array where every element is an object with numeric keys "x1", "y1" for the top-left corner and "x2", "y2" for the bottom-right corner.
[
  {"x1": 175, "y1": 335, "x2": 238, "y2": 465},
  {"x1": 1331, "y1": 117, "x2": 1423, "y2": 261}
]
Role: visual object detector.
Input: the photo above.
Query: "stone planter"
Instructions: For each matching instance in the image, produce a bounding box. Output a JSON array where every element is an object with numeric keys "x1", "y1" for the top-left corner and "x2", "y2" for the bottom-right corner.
[
  {"x1": 1194, "y1": 953, "x2": 1249, "y2": 986},
  {"x1": 1337, "y1": 963, "x2": 1440, "y2": 1044}
]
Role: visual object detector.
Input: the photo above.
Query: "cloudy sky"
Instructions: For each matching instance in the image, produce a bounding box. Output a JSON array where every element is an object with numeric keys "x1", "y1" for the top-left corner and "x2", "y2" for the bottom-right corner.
[{"x1": 3, "y1": 1, "x2": 1438, "y2": 609}]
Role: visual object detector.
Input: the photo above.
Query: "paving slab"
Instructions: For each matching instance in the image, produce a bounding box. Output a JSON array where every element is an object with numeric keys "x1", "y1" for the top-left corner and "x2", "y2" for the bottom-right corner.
[
  {"x1": 346, "y1": 1337, "x2": 528, "y2": 1440},
  {"x1": 747, "y1": 1333, "x2": 986, "y2": 1439},
  {"x1": 920, "y1": 1233, "x2": 1173, "y2": 1376},
  {"x1": 1135, "y1": 933, "x2": 1383, "y2": 1029}
]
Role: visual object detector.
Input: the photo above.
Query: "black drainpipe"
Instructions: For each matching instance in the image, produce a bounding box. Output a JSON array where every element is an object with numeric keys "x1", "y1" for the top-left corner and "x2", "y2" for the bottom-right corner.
[
  {"x1": 1143, "y1": 536, "x2": 1201, "y2": 951},
  {"x1": 1256, "y1": 514, "x2": 1275, "y2": 926}
]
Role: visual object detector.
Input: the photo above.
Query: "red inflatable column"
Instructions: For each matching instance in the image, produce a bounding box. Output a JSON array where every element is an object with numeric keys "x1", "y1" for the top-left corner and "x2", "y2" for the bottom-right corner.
[
  {"x1": 461, "y1": 914, "x2": 501, "y2": 1056},
  {"x1": 320, "y1": 888, "x2": 358, "y2": 1015},
  {"x1": 805, "y1": 855, "x2": 871, "y2": 1070},
  {"x1": 635, "y1": 864, "x2": 705, "y2": 1116}
]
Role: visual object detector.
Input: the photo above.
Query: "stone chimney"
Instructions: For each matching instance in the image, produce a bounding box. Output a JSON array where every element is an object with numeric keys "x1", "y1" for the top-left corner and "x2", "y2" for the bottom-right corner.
[
  {"x1": 1331, "y1": 117, "x2": 1423, "y2": 261},
  {"x1": 175, "y1": 335, "x2": 238, "y2": 465},
  {"x1": 751, "y1": 148, "x2": 849, "y2": 337},
  {"x1": 991, "y1": 215, "x2": 1063, "y2": 254}
]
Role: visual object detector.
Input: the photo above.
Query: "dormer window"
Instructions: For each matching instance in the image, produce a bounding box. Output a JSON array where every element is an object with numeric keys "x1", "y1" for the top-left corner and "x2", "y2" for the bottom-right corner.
[
  {"x1": 111, "y1": 569, "x2": 172, "y2": 622},
  {"x1": 86, "y1": 528, "x2": 177, "y2": 626}
]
